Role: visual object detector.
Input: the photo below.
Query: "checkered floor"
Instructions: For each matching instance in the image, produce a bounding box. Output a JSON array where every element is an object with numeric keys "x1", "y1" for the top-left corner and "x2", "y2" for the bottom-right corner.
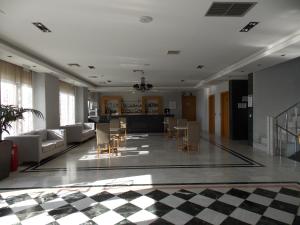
[{"x1": 0, "y1": 183, "x2": 300, "y2": 225}]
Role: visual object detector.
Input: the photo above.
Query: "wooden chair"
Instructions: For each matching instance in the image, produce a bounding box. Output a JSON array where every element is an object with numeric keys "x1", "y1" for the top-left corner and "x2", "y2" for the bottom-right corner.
[
  {"x1": 120, "y1": 117, "x2": 127, "y2": 141},
  {"x1": 183, "y1": 121, "x2": 200, "y2": 151},
  {"x1": 110, "y1": 118, "x2": 121, "y2": 149},
  {"x1": 96, "y1": 123, "x2": 111, "y2": 155},
  {"x1": 167, "y1": 117, "x2": 177, "y2": 138},
  {"x1": 163, "y1": 117, "x2": 169, "y2": 138},
  {"x1": 176, "y1": 118, "x2": 187, "y2": 149}
]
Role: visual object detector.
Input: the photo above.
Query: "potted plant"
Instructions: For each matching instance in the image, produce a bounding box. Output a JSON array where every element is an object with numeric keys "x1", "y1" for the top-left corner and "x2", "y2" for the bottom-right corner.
[{"x1": 0, "y1": 105, "x2": 43, "y2": 180}]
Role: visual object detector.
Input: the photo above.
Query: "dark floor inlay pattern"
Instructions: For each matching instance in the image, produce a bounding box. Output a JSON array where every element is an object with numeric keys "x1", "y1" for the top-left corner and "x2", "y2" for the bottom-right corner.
[{"x1": 0, "y1": 184, "x2": 299, "y2": 225}]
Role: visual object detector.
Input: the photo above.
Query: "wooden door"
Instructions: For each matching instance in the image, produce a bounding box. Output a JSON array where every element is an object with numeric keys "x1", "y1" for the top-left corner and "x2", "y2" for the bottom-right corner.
[
  {"x1": 182, "y1": 96, "x2": 196, "y2": 121},
  {"x1": 208, "y1": 95, "x2": 215, "y2": 134},
  {"x1": 221, "y1": 92, "x2": 229, "y2": 138}
]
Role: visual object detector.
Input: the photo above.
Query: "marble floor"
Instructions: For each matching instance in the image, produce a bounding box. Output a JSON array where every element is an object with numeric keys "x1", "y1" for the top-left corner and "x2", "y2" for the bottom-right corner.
[{"x1": 1, "y1": 133, "x2": 300, "y2": 224}]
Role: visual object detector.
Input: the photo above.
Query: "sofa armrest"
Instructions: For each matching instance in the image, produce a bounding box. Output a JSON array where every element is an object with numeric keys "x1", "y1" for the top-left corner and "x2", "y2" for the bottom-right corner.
[
  {"x1": 61, "y1": 125, "x2": 83, "y2": 143},
  {"x1": 84, "y1": 122, "x2": 95, "y2": 130},
  {"x1": 4, "y1": 135, "x2": 42, "y2": 163},
  {"x1": 47, "y1": 129, "x2": 65, "y2": 140}
]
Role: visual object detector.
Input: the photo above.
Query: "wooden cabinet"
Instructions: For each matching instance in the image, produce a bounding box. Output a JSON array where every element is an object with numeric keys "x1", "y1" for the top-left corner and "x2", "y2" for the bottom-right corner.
[
  {"x1": 182, "y1": 96, "x2": 196, "y2": 121},
  {"x1": 100, "y1": 96, "x2": 123, "y2": 115},
  {"x1": 141, "y1": 96, "x2": 163, "y2": 114}
]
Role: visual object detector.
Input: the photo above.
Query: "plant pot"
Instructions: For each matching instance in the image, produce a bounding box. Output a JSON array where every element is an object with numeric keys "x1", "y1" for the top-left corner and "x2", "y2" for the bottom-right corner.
[{"x1": 0, "y1": 140, "x2": 12, "y2": 180}]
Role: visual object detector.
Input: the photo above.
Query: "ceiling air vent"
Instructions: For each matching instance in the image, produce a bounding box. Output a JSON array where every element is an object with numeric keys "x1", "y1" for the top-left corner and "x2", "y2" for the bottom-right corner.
[
  {"x1": 167, "y1": 50, "x2": 181, "y2": 55},
  {"x1": 206, "y1": 2, "x2": 256, "y2": 17}
]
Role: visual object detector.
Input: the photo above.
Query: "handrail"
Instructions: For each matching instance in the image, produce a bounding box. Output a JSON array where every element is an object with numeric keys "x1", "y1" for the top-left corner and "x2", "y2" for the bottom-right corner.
[
  {"x1": 277, "y1": 124, "x2": 298, "y2": 138},
  {"x1": 275, "y1": 100, "x2": 300, "y2": 119}
]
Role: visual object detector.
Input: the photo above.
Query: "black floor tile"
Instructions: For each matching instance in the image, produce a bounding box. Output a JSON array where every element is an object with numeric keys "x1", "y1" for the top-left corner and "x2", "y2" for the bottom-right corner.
[
  {"x1": 118, "y1": 191, "x2": 142, "y2": 201},
  {"x1": 35, "y1": 193, "x2": 58, "y2": 204},
  {"x1": 177, "y1": 201, "x2": 204, "y2": 216},
  {"x1": 253, "y1": 188, "x2": 277, "y2": 199},
  {"x1": 48, "y1": 204, "x2": 78, "y2": 220},
  {"x1": 116, "y1": 219, "x2": 136, "y2": 225},
  {"x1": 257, "y1": 216, "x2": 289, "y2": 225},
  {"x1": 293, "y1": 216, "x2": 300, "y2": 225},
  {"x1": 145, "y1": 202, "x2": 173, "y2": 217},
  {"x1": 146, "y1": 190, "x2": 170, "y2": 201},
  {"x1": 185, "y1": 217, "x2": 213, "y2": 225},
  {"x1": 46, "y1": 222, "x2": 60, "y2": 225},
  {"x1": 90, "y1": 191, "x2": 115, "y2": 202},
  {"x1": 16, "y1": 205, "x2": 44, "y2": 221},
  {"x1": 173, "y1": 189, "x2": 196, "y2": 200},
  {"x1": 0, "y1": 206, "x2": 13, "y2": 217},
  {"x1": 239, "y1": 200, "x2": 267, "y2": 214},
  {"x1": 227, "y1": 188, "x2": 251, "y2": 199},
  {"x1": 6, "y1": 194, "x2": 31, "y2": 205},
  {"x1": 62, "y1": 192, "x2": 87, "y2": 203},
  {"x1": 79, "y1": 220, "x2": 97, "y2": 225},
  {"x1": 208, "y1": 201, "x2": 236, "y2": 215},
  {"x1": 221, "y1": 217, "x2": 250, "y2": 225},
  {"x1": 269, "y1": 200, "x2": 298, "y2": 214},
  {"x1": 200, "y1": 189, "x2": 223, "y2": 200},
  {"x1": 82, "y1": 203, "x2": 109, "y2": 219},
  {"x1": 150, "y1": 218, "x2": 174, "y2": 225},
  {"x1": 279, "y1": 188, "x2": 300, "y2": 198},
  {"x1": 115, "y1": 203, "x2": 141, "y2": 218}
]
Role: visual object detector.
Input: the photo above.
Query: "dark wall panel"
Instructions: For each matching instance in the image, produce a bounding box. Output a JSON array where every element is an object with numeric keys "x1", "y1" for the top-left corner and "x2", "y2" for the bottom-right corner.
[
  {"x1": 229, "y1": 80, "x2": 248, "y2": 140},
  {"x1": 248, "y1": 74, "x2": 253, "y2": 145}
]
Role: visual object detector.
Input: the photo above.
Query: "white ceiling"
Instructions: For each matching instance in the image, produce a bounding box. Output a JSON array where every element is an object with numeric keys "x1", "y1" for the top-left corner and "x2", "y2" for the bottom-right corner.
[{"x1": 0, "y1": 0, "x2": 300, "y2": 91}]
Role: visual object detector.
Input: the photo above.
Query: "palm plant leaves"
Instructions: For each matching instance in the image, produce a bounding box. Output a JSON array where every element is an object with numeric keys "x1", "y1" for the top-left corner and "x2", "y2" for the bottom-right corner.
[{"x1": 0, "y1": 104, "x2": 44, "y2": 138}]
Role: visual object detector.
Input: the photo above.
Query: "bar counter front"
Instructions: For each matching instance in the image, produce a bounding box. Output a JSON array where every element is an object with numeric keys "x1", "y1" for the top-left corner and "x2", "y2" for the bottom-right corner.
[{"x1": 93, "y1": 114, "x2": 173, "y2": 133}]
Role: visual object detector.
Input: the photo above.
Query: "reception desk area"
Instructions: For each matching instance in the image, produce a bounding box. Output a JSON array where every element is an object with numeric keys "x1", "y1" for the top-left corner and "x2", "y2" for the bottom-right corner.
[{"x1": 90, "y1": 114, "x2": 173, "y2": 133}]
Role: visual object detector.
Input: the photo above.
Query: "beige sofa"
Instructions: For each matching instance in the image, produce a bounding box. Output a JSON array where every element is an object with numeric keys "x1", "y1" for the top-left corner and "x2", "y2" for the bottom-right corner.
[
  {"x1": 61, "y1": 123, "x2": 95, "y2": 144},
  {"x1": 5, "y1": 129, "x2": 66, "y2": 163}
]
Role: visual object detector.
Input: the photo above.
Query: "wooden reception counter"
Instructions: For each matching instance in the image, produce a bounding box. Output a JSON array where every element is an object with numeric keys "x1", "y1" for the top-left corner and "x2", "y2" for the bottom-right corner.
[{"x1": 92, "y1": 114, "x2": 173, "y2": 133}]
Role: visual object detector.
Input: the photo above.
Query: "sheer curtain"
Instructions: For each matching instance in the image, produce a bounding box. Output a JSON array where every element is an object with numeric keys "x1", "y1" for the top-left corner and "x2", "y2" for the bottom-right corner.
[
  {"x1": 59, "y1": 81, "x2": 75, "y2": 126},
  {"x1": 0, "y1": 60, "x2": 33, "y2": 137}
]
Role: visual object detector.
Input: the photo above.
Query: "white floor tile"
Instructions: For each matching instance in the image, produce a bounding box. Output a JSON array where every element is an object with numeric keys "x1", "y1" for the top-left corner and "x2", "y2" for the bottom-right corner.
[
  {"x1": 218, "y1": 194, "x2": 244, "y2": 207},
  {"x1": 197, "y1": 208, "x2": 227, "y2": 225},
  {"x1": 231, "y1": 208, "x2": 261, "y2": 225},
  {"x1": 21, "y1": 212, "x2": 55, "y2": 225},
  {"x1": 162, "y1": 209, "x2": 193, "y2": 225},
  {"x1": 127, "y1": 210, "x2": 158, "y2": 224},
  {"x1": 93, "y1": 210, "x2": 124, "y2": 225},
  {"x1": 130, "y1": 196, "x2": 156, "y2": 209},
  {"x1": 41, "y1": 198, "x2": 68, "y2": 211},
  {"x1": 100, "y1": 197, "x2": 127, "y2": 210},
  {"x1": 189, "y1": 195, "x2": 215, "y2": 207},
  {"x1": 264, "y1": 207, "x2": 295, "y2": 224},
  {"x1": 71, "y1": 197, "x2": 97, "y2": 210},
  {"x1": 56, "y1": 212, "x2": 89, "y2": 225},
  {"x1": 159, "y1": 195, "x2": 185, "y2": 208}
]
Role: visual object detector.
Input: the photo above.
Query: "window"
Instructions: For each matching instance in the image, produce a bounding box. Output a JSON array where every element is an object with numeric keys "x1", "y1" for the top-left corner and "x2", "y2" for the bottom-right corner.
[
  {"x1": 59, "y1": 81, "x2": 75, "y2": 126},
  {"x1": 0, "y1": 60, "x2": 33, "y2": 137}
]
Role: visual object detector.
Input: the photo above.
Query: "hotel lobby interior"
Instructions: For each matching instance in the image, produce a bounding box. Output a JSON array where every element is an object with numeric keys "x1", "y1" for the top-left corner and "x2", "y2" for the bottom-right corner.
[{"x1": 1, "y1": 1, "x2": 300, "y2": 225}]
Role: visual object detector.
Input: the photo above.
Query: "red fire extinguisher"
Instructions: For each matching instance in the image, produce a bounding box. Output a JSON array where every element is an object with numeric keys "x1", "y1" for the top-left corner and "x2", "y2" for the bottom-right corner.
[{"x1": 11, "y1": 144, "x2": 19, "y2": 172}]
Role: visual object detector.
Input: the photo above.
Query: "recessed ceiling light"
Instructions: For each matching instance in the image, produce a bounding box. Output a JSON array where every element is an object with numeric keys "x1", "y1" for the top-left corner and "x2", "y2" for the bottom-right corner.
[
  {"x1": 88, "y1": 66, "x2": 95, "y2": 69},
  {"x1": 181, "y1": 80, "x2": 185, "y2": 82},
  {"x1": 107, "y1": 80, "x2": 112, "y2": 83},
  {"x1": 240, "y1": 21, "x2": 259, "y2": 32},
  {"x1": 144, "y1": 64, "x2": 150, "y2": 66},
  {"x1": 0, "y1": 9, "x2": 6, "y2": 15},
  {"x1": 257, "y1": 64, "x2": 261, "y2": 66},
  {"x1": 7, "y1": 55, "x2": 12, "y2": 58},
  {"x1": 139, "y1": 16, "x2": 153, "y2": 23},
  {"x1": 281, "y1": 54, "x2": 286, "y2": 57},
  {"x1": 197, "y1": 65, "x2": 204, "y2": 69},
  {"x1": 167, "y1": 50, "x2": 181, "y2": 55},
  {"x1": 32, "y1": 22, "x2": 51, "y2": 32},
  {"x1": 32, "y1": 66, "x2": 36, "y2": 68},
  {"x1": 68, "y1": 63, "x2": 80, "y2": 67},
  {"x1": 241, "y1": 70, "x2": 245, "y2": 72},
  {"x1": 88, "y1": 75, "x2": 98, "y2": 79}
]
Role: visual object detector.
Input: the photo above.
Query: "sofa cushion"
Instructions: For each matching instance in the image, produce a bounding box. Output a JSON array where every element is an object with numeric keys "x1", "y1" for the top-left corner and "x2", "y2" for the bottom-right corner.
[
  {"x1": 28, "y1": 130, "x2": 47, "y2": 141},
  {"x1": 55, "y1": 139, "x2": 65, "y2": 148},
  {"x1": 42, "y1": 140, "x2": 56, "y2": 153}
]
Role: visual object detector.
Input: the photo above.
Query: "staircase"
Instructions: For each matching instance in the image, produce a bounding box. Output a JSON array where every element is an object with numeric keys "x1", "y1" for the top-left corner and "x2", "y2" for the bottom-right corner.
[{"x1": 274, "y1": 102, "x2": 300, "y2": 160}]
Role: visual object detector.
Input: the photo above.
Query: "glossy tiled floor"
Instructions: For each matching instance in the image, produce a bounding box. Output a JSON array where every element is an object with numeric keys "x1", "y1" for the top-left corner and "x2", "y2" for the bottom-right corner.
[{"x1": 1, "y1": 133, "x2": 300, "y2": 224}]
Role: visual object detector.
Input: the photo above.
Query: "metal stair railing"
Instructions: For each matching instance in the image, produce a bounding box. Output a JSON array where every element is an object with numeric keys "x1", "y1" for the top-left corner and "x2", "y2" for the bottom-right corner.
[{"x1": 274, "y1": 101, "x2": 300, "y2": 157}]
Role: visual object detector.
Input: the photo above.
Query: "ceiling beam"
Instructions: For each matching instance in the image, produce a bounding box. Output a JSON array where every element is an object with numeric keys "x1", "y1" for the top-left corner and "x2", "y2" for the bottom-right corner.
[
  {"x1": 195, "y1": 30, "x2": 300, "y2": 88},
  {"x1": 0, "y1": 38, "x2": 96, "y2": 88}
]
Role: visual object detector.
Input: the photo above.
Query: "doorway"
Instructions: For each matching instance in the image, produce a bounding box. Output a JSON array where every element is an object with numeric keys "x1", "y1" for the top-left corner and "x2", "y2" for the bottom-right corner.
[
  {"x1": 182, "y1": 96, "x2": 196, "y2": 121},
  {"x1": 221, "y1": 91, "x2": 229, "y2": 138},
  {"x1": 208, "y1": 95, "x2": 215, "y2": 134}
]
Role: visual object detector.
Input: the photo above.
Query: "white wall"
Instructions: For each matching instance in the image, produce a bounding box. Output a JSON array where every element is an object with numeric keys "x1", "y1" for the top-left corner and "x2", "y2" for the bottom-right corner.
[
  {"x1": 196, "y1": 81, "x2": 229, "y2": 135},
  {"x1": 253, "y1": 57, "x2": 300, "y2": 147},
  {"x1": 98, "y1": 91, "x2": 182, "y2": 117}
]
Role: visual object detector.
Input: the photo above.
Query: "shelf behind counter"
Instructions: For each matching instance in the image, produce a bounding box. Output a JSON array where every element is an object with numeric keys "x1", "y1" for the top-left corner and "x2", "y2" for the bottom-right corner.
[{"x1": 89, "y1": 114, "x2": 174, "y2": 133}]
